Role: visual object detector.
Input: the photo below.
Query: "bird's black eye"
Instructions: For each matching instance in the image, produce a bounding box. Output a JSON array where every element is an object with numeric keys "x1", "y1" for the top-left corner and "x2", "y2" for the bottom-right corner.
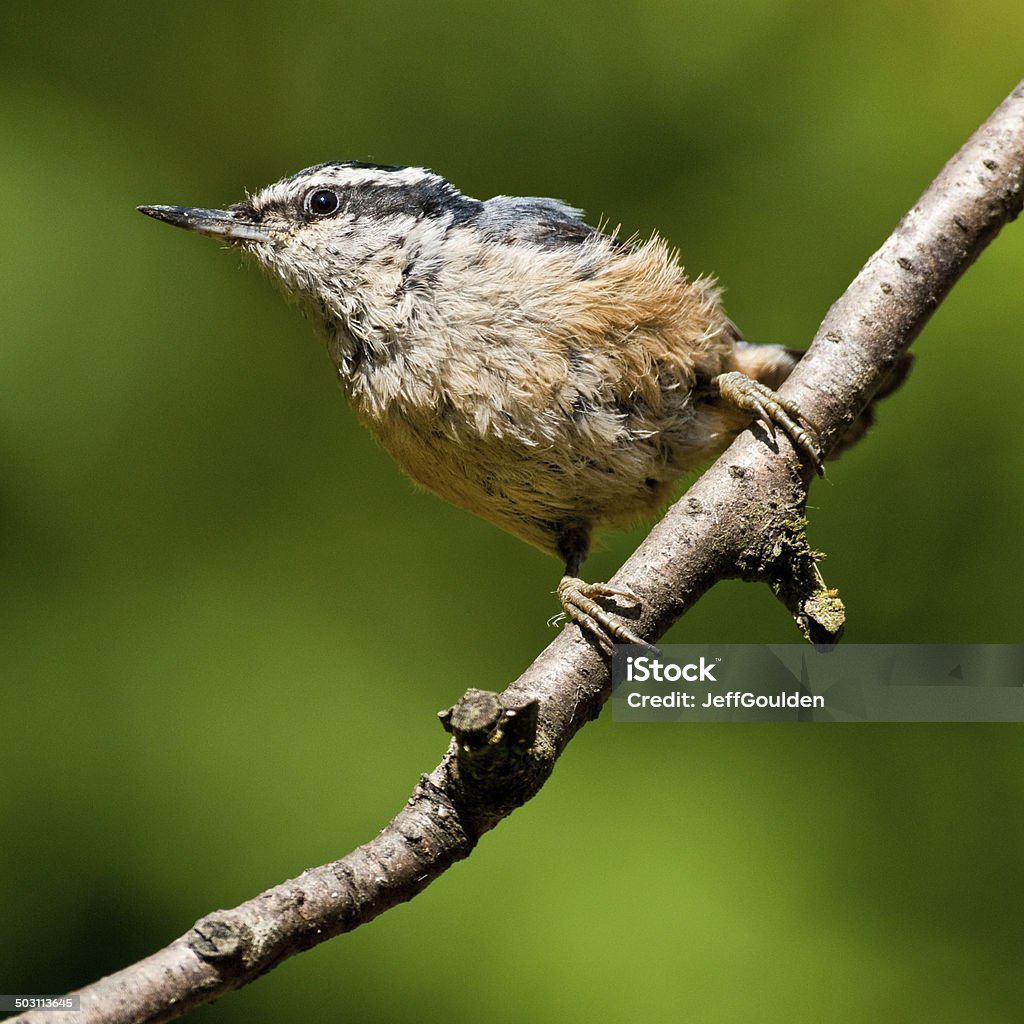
[{"x1": 305, "y1": 187, "x2": 341, "y2": 218}]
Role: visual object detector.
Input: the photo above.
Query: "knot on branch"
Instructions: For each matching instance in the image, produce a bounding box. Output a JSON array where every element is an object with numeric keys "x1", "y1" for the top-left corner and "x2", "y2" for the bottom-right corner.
[
  {"x1": 189, "y1": 911, "x2": 255, "y2": 970},
  {"x1": 438, "y1": 689, "x2": 543, "y2": 828},
  {"x1": 440, "y1": 688, "x2": 538, "y2": 754}
]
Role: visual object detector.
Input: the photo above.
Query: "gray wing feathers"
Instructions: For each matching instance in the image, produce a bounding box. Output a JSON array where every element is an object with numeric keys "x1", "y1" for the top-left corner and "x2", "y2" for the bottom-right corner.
[{"x1": 478, "y1": 196, "x2": 597, "y2": 247}]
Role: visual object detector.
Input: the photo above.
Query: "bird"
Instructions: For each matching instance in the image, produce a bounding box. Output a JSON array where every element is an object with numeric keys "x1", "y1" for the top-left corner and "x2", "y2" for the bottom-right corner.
[{"x1": 138, "y1": 161, "x2": 825, "y2": 650}]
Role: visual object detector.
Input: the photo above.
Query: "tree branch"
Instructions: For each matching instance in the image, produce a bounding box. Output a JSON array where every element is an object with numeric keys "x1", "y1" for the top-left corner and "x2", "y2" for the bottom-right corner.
[{"x1": 16, "y1": 80, "x2": 1024, "y2": 1024}]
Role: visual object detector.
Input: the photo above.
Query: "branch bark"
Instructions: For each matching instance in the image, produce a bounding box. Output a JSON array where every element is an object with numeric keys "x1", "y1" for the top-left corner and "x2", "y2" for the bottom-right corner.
[{"x1": 17, "y1": 81, "x2": 1024, "y2": 1024}]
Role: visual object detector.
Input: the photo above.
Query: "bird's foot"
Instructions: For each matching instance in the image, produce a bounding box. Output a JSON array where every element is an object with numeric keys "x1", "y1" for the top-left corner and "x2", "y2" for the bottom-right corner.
[
  {"x1": 554, "y1": 577, "x2": 657, "y2": 653},
  {"x1": 713, "y1": 371, "x2": 823, "y2": 473}
]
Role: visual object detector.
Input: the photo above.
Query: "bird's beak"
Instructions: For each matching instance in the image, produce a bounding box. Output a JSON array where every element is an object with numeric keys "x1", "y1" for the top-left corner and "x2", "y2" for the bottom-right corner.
[{"x1": 136, "y1": 204, "x2": 271, "y2": 243}]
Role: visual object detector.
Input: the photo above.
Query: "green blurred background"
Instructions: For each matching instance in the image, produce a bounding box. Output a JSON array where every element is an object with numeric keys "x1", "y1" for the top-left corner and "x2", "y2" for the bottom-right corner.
[{"x1": 2, "y1": 1, "x2": 1023, "y2": 1020}]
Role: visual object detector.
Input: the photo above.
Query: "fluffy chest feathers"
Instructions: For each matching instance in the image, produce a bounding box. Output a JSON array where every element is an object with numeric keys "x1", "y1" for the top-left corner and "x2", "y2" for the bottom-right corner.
[{"x1": 319, "y1": 228, "x2": 736, "y2": 552}]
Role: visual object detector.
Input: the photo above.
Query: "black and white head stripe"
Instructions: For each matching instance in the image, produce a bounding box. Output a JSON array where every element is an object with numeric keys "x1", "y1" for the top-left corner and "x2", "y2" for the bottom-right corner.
[
  {"x1": 245, "y1": 161, "x2": 483, "y2": 226},
  {"x1": 240, "y1": 161, "x2": 602, "y2": 248}
]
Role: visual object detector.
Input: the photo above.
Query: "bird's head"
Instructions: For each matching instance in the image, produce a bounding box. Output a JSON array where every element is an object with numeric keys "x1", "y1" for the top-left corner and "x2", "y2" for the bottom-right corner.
[{"x1": 138, "y1": 162, "x2": 483, "y2": 328}]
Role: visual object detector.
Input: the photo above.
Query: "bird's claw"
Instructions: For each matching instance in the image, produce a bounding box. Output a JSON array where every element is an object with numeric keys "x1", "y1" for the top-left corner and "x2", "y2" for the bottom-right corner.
[
  {"x1": 554, "y1": 577, "x2": 659, "y2": 654},
  {"x1": 713, "y1": 371, "x2": 823, "y2": 474}
]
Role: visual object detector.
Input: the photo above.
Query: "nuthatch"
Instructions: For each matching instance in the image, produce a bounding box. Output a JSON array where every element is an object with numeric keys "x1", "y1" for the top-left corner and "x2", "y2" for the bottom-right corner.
[{"x1": 139, "y1": 162, "x2": 828, "y2": 649}]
